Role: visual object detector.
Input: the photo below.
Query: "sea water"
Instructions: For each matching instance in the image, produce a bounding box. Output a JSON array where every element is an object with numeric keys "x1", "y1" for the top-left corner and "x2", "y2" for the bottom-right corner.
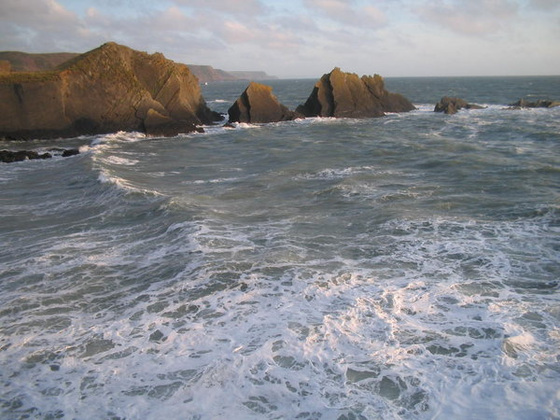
[{"x1": 1, "y1": 76, "x2": 559, "y2": 419}]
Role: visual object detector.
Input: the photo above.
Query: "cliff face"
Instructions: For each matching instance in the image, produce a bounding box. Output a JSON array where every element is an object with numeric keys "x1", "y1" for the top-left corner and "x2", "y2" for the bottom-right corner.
[
  {"x1": 297, "y1": 68, "x2": 415, "y2": 118},
  {"x1": 0, "y1": 42, "x2": 221, "y2": 140}
]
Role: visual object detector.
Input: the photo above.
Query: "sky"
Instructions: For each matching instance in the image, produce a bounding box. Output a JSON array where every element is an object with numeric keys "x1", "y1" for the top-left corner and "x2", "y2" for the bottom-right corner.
[{"x1": 0, "y1": 0, "x2": 559, "y2": 78}]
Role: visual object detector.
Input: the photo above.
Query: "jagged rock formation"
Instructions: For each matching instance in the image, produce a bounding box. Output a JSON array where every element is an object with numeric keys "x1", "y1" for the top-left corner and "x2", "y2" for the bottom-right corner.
[
  {"x1": 0, "y1": 42, "x2": 221, "y2": 140},
  {"x1": 509, "y1": 98, "x2": 560, "y2": 109},
  {"x1": 228, "y1": 82, "x2": 300, "y2": 123},
  {"x1": 434, "y1": 97, "x2": 485, "y2": 114},
  {"x1": 296, "y1": 67, "x2": 415, "y2": 118}
]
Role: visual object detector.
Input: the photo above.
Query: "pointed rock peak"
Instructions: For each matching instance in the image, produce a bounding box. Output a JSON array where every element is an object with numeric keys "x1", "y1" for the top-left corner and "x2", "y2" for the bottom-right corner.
[
  {"x1": 297, "y1": 68, "x2": 415, "y2": 118},
  {"x1": 228, "y1": 82, "x2": 300, "y2": 124}
]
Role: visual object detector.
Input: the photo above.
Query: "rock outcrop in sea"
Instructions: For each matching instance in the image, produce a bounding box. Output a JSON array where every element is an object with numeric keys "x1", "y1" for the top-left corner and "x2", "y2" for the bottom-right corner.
[
  {"x1": 434, "y1": 97, "x2": 485, "y2": 114},
  {"x1": 0, "y1": 148, "x2": 80, "y2": 163},
  {"x1": 228, "y1": 82, "x2": 300, "y2": 123},
  {"x1": 0, "y1": 42, "x2": 222, "y2": 140},
  {"x1": 508, "y1": 98, "x2": 560, "y2": 109},
  {"x1": 296, "y1": 67, "x2": 415, "y2": 118}
]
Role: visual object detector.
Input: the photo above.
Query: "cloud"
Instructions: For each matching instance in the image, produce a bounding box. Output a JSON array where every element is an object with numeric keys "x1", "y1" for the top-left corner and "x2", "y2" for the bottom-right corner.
[
  {"x1": 0, "y1": 0, "x2": 557, "y2": 77},
  {"x1": 0, "y1": 0, "x2": 93, "y2": 51},
  {"x1": 303, "y1": 0, "x2": 387, "y2": 26},
  {"x1": 529, "y1": 0, "x2": 560, "y2": 10},
  {"x1": 416, "y1": 0, "x2": 519, "y2": 35},
  {"x1": 171, "y1": 0, "x2": 266, "y2": 17}
]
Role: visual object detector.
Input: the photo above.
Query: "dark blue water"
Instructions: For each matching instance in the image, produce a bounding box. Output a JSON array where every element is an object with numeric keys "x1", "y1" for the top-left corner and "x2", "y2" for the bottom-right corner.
[{"x1": 1, "y1": 76, "x2": 559, "y2": 419}]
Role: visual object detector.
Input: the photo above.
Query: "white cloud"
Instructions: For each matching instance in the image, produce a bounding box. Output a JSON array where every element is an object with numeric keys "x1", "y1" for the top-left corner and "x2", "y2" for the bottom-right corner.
[
  {"x1": 172, "y1": 0, "x2": 266, "y2": 17},
  {"x1": 0, "y1": 0, "x2": 93, "y2": 51},
  {"x1": 0, "y1": 0, "x2": 558, "y2": 77},
  {"x1": 303, "y1": 0, "x2": 387, "y2": 26}
]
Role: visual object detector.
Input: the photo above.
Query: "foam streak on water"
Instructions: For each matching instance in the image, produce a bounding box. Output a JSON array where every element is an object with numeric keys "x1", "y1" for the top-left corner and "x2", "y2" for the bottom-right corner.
[{"x1": 1, "y1": 77, "x2": 560, "y2": 419}]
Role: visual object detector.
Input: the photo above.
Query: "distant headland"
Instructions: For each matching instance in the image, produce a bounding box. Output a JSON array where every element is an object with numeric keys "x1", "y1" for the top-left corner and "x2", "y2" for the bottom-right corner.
[{"x1": 0, "y1": 50, "x2": 277, "y2": 84}]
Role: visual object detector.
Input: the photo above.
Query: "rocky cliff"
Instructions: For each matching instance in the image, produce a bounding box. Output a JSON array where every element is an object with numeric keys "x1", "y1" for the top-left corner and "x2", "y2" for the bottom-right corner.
[
  {"x1": 0, "y1": 42, "x2": 221, "y2": 140},
  {"x1": 297, "y1": 68, "x2": 415, "y2": 118}
]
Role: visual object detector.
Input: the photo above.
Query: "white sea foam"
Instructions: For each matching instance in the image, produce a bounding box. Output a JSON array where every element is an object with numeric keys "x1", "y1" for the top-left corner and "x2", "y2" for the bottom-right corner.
[
  {"x1": 2, "y1": 77, "x2": 559, "y2": 420},
  {"x1": 102, "y1": 155, "x2": 139, "y2": 166}
]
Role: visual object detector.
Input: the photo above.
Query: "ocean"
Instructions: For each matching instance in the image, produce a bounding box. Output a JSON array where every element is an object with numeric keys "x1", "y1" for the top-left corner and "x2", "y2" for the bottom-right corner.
[{"x1": 1, "y1": 76, "x2": 559, "y2": 419}]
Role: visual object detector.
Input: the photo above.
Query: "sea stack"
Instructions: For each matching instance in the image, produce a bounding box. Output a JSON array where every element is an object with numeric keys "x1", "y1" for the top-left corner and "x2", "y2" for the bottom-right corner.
[
  {"x1": 296, "y1": 67, "x2": 415, "y2": 118},
  {"x1": 434, "y1": 97, "x2": 485, "y2": 115},
  {"x1": 228, "y1": 82, "x2": 301, "y2": 123},
  {"x1": 0, "y1": 42, "x2": 222, "y2": 140}
]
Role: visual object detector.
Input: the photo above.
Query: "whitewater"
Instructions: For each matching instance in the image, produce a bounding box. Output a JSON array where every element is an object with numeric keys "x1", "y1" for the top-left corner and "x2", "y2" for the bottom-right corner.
[{"x1": 1, "y1": 76, "x2": 559, "y2": 419}]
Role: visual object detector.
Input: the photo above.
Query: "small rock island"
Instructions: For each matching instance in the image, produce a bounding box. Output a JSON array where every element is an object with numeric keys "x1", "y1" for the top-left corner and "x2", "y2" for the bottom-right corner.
[
  {"x1": 228, "y1": 82, "x2": 300, "y2": 124},
  {"x1": 297, "y1": 67, "x2": 415, "y2": 118}
]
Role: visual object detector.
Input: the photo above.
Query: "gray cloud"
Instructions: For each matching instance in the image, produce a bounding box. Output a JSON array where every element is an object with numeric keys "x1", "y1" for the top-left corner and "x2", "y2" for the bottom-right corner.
[
  {"x1": 529, "y1": 0, "x2": 560, "y2": 10},
  {"x1": 416, "y1": 0, "x2": 519, "y2": 35},
  {"x1": 0, "y1": 0, "x2": 557, "y2": 77},
  {"x1": 302, "y1": 0, "x2": 387, "y2": 27}
]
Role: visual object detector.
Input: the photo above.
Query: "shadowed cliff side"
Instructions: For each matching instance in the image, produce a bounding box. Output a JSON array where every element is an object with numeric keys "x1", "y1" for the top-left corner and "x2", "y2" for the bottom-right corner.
[
  {"x1": 297, "y1": 67, "x2": 415, "y2": 118},
  {"x1": 0, "y1": 42, "x2": 222, "y2": 140}
]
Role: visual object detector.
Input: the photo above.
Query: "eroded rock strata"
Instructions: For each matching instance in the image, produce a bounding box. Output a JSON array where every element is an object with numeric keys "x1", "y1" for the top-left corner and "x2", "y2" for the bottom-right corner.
[
  {"x1": 0, "y1": 42, "x2": 221, "y2": 140},
  {"x1": 228, "y1": 82, "x2": 300, "y2": 123},
  {"x1": 296, "y1": 67, "x2": 415, "y2": 118}
]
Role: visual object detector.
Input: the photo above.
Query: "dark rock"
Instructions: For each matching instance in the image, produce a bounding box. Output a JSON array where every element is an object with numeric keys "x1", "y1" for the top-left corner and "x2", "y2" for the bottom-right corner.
[
  {"x1": 61, "y1": 148, "x2": 80, "y2": 157},
  {"x1": 296, "y1": 67, "x2": 415, "y2": 118},
  {"x1": 509, "y1": 98, "x2": 560, "y2": 109},
  {"x1": 228, "y1": 82, "x2": 301, "y2": 123},
  {"x1": 434, "y1": 97, "x2": 485, "y2": 115},
  {"x1": 1, "y1": 148, "x2": 80, "y2": 163},
  {"x1": 0, "y1": 149, "x2": 52, "y2": 163},
  {"x1": 0, "y1": 42, "x2": 221, "y2": 140}
]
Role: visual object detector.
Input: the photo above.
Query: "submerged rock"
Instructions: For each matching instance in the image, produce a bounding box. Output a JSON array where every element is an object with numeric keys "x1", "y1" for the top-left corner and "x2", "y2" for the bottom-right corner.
[
  {"x1": 0, "y1": 148, "x2": 80, "y2": 163},
  {"x1": 508, "y1": 98, "x2": 560, "y2": 109},
  {"x1": 228, "y1": 82, "x2": 301, "y2": 123},
  {"x1": 296, "y1": 67, "x2": 415, "y2": 118},
  {"x1": 0, "y1": 42, "x2": 222, "y2": 140},
  {"x1": 0, "y1": 150, "x2": 50, "y2": 162},
  {"x1": 434, "y1": 97, "x2": 485, "y2": 115}
]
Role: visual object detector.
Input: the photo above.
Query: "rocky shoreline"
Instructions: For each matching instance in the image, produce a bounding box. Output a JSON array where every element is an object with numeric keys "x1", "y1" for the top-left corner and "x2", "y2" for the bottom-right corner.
[{"x1": 1, "y1": 42, "x2": 558, "y2": 164}]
